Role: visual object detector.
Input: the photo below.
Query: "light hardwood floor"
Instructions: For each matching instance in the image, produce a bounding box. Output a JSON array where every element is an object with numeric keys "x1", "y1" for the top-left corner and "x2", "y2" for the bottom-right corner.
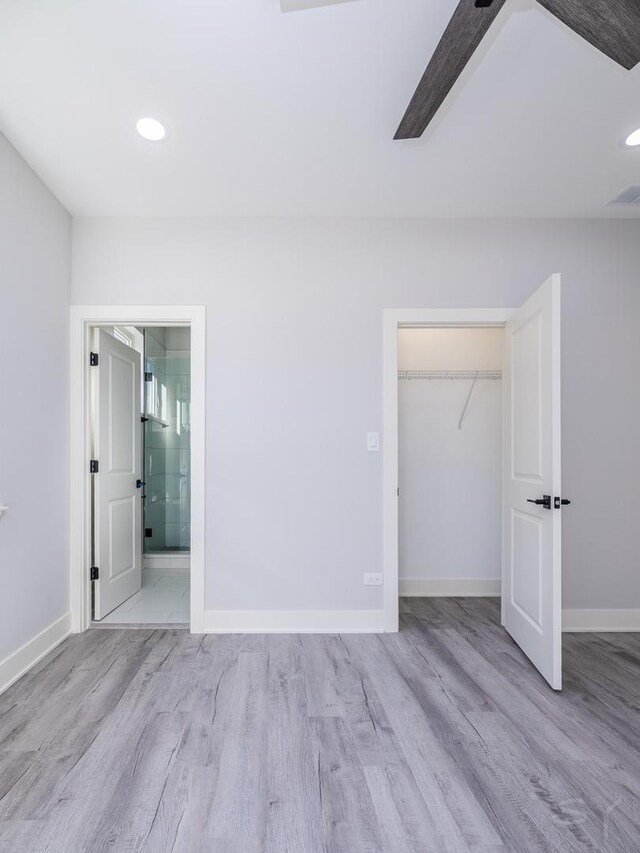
[{"x1": 1, "y1": 598, "x2": 639, "y2": 852}]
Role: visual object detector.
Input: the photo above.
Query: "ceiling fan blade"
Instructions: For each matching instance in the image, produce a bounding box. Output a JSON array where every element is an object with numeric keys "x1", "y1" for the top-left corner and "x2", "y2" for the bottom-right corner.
[
  {"x1": 395, "y1": 0, "x2": 508, "y2": 140},
  {"x1": 536, "y1": 0, "x2": 640, "y2": 69}
]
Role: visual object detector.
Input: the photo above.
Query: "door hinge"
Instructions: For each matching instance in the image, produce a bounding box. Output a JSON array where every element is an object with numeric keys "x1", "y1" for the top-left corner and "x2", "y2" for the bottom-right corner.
[
  {"x1": 89, "y1": 566, "x2": 99, "y2": 581},
  {"x1": 89, "y1": 459, "x2": 99, "y2": 474},
  {"x1": 141, "y1": 416, "x2": 149, "y2": 423},
  {"x1": 144, "y1": 371, "x2": 153, "y2": 382},
  {"x1": 90, "y1": 352, "x2": 99, "y2": 366}
]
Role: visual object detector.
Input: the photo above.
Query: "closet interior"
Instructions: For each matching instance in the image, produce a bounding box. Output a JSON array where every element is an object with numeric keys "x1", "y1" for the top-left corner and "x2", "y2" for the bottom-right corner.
[{"x1": 398, "y1": 327, "x2": 504, "y2": 597}]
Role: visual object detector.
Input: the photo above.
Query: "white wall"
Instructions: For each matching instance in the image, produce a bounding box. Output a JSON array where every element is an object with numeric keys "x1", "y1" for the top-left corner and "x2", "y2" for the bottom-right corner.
[
  {"x1": 71, "y1": 217, "x2": 640, "y2": 614},
  {"x1": 398, "y1": 329, "x2": 502, "y2": 585},
  {"x1": 0, "y1": 133, "x2": 71, "y2": 671},
  {"x1": 398, "y1": 328, "x2": 503, "y2": 372}
]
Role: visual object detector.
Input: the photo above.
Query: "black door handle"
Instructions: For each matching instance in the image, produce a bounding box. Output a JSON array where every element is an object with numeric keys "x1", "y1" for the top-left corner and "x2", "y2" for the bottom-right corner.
[
  {"x1": 554, "y1": 497, "x2": 571, "y2": 509},
  {"x1": 527, "y1": 495, "x2": 551, "y2": 510},
  {"x1": 136, "y1": 479, "x2": 145, "y2": 489}
]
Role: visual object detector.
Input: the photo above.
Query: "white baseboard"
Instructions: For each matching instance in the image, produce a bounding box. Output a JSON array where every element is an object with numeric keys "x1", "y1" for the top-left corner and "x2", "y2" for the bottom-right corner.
[
  {"x1": 142, "y1": 565, "x2": 190, "y2": 581},
  {"x1": 143, "y1": 555, "x2": 190, "y2": 571},
  {"x1": 562, "y1": 609, "x2": 640, "y2": 633},
  {"x1": 399, "y1": 584, "x2": 639, "y2": 632},
  {"x1": 0, "y1": 612, "x2": 72, "y2": 696},
  {"x1": 400, "y1": 578, "x2": 501, "y2": 597},
  {"x1": 203, "y1": 609, "x2": 385, "y2": 634}
]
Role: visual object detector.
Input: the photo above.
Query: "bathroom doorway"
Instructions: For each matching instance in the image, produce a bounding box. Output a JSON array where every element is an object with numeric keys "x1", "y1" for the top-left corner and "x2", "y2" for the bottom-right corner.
[
  {"x1": 69, "y1": 305, "x2": 206, "y2": 634},
  {"x1": 91, "y1": 325, "x2": 192, "y2": 625}
]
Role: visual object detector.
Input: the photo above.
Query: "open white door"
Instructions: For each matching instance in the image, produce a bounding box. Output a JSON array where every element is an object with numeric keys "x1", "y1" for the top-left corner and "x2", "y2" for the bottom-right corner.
[
  {"x1": 503, "y1": 275, "x2": 562, "y2": 690},
  {"x1": 92, "y1": 329, "x2": 142, "y2": 619}
]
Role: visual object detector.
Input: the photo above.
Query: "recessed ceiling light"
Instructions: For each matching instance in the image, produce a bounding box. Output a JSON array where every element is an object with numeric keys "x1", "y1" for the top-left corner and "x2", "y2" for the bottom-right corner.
[
  {"x1": 625, "y1": 128, "x2": 640, "y2": 147},
  {"x1": 136, "y1": 117, "x2": 167, "y2": 142}
]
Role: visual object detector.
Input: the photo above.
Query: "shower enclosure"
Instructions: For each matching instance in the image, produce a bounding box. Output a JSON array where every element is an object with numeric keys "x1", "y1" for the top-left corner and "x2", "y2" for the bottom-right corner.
[{"x1": 142, "y1": 330, "x2": 191, "y2": 554}]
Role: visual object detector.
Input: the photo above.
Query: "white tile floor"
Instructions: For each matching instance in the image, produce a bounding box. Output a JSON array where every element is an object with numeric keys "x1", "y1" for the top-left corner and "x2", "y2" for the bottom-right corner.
[{"x1": 98, "y1": 568, "x2": 190, "y2": 624}]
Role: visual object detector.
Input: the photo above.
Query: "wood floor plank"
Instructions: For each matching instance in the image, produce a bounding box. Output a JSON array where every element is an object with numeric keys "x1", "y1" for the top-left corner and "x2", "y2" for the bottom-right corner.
[
  {"x1": 362, "y1": 763, "x2": 457, "y2": 853},
  {"x1": 31, "y1": 631, "x2": 188, "y2": 850},
  {"x1": 345, "y1": 633, "x2": 499, "y2": 852},
  {"x1": 155, "y1": 638, "x2": 243, "y2": 852},
  {"x1": 374, "y1": 630, "x2": 556, "y2": 852},
  {"x1": 0, "y1": 819, "x2": 45, "y2": 853},
  {"x1": 0, "y1": 600, "x2": 639, "y2": 852},
  {"x1": 314, "y1": 635, "x2": 454, "y2": 852},
  {"x1": 87, "y1": 710, "x2": 187, "y2": 852},
  {"x1": 205, "y1": 650, "x2": 270, "y2": 849},
  {"x1": 311, "y1": 715, "x2": 385, "y2": 853},
  {"x1": 301, "y1": 635, "x2": 346, "y2": 718},
  {"x1": 264, "y1": 634, "x2": 324, "y2": 853}
]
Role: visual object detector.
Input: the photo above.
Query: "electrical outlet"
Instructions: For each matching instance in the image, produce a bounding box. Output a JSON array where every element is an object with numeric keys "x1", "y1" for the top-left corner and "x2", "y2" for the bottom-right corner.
[{"x1": 364, "y1": 573, "x2": 383, "y2": 586}]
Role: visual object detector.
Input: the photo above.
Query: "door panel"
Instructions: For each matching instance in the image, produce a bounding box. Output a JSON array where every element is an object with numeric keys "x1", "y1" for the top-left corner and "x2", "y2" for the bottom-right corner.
[
  {"x1": 108, "y1": 352, "x2": 136, "y2": 472},
  {"x1": 93, "y1": 329, "x2": 142, "y2": 619},
  {"x1": 511, "y1": 510, "x2": 543, "y2": 628},
  {"x1": 503, "y1": 275, "x2": 562, "y2": 690},
  {"x1": 109, "y1": 496, "x2": 136, "y2": 579},
  {"x1": 511, "y1": 311, "x2": 543, "y2": 480}
]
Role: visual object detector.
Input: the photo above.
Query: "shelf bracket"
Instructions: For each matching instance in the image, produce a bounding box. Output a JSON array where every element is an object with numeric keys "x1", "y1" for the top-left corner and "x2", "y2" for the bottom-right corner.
[{"x1": 458, "y1": 372, "x2": 479, "y2": 430}]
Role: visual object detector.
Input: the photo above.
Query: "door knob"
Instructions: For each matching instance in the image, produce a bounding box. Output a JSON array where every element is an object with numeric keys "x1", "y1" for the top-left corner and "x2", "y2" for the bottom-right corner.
[
  {"x1": 527, "y1": 495, "x2": 551, "y2": 510},
  {"x1": 136, "y1": 479, "x2": 145, "y2": 489},
  {"x1": 554, "y1": 497, "x2": 571, "y2": 509}
]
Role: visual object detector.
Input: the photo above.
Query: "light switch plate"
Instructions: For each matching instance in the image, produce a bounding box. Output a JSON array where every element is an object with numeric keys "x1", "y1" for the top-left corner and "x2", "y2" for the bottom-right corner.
[
  {"x1": 367, "y1": 432, "x2": 380, "y2": 452},
  {"x1": 364, "y1": 573, "x2": 383, "y2": 586}
]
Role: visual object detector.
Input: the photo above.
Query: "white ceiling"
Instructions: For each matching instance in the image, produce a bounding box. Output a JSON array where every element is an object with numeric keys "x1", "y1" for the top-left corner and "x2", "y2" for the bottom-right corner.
[{"x1": 0, "y1": 0, "x2": 639, "y2": 217}]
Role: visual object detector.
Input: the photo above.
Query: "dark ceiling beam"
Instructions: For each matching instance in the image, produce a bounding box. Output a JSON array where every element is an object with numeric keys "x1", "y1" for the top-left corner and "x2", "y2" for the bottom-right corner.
[
  {"x1": 536, "y1": 0, "x2": 640, "y2": 71},
  {"x1": 394, "y1": 0, "x2": 640, "y2": 141},
  {"x1": 394, "y1": 0, "x2": 509, "y2": 140}
]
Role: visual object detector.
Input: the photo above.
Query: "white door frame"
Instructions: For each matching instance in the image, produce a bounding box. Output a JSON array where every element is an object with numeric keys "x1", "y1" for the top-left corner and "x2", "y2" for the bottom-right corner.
[
  {"x1": 70, "y1": 305, "x2": 206, "y2": 633},
  {"x1": 382, "y1": 308, "x2": 513, "y2": 632}
]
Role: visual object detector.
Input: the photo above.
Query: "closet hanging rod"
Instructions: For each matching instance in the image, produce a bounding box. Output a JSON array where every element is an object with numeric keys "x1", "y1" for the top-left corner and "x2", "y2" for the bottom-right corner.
[{"x1": 398, "y1": 369, "x2": 502, "y2": 381}]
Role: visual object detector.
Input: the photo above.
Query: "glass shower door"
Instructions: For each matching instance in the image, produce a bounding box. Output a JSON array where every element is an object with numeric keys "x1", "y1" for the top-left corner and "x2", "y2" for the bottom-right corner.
[{"x1": 143, "y1": 353, "x2": 190, "y2": 553}]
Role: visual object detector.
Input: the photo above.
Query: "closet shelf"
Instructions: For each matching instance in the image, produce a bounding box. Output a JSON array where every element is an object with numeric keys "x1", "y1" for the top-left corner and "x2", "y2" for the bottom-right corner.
[
  {"x1": 398, "y1": 369, "x2": 502, "y2": 430},
  {"x1": 398, "y1": 370, "x2": 502, "y2": 381}
]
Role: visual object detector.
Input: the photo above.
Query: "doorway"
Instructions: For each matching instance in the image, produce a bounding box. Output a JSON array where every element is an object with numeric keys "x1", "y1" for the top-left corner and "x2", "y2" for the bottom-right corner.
[
  {"x1": 89, "y1": 325, "x2": 192, "y2": 625},
  {"x1": 382, "y1": 276, "x2": 564, "y2": 689},
  {"x1": 69, "y1": 305, "x2": 206, "y2": 634},
  {"x1": 398, "y1": 326, "x2": 503, "y2": 600}
]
